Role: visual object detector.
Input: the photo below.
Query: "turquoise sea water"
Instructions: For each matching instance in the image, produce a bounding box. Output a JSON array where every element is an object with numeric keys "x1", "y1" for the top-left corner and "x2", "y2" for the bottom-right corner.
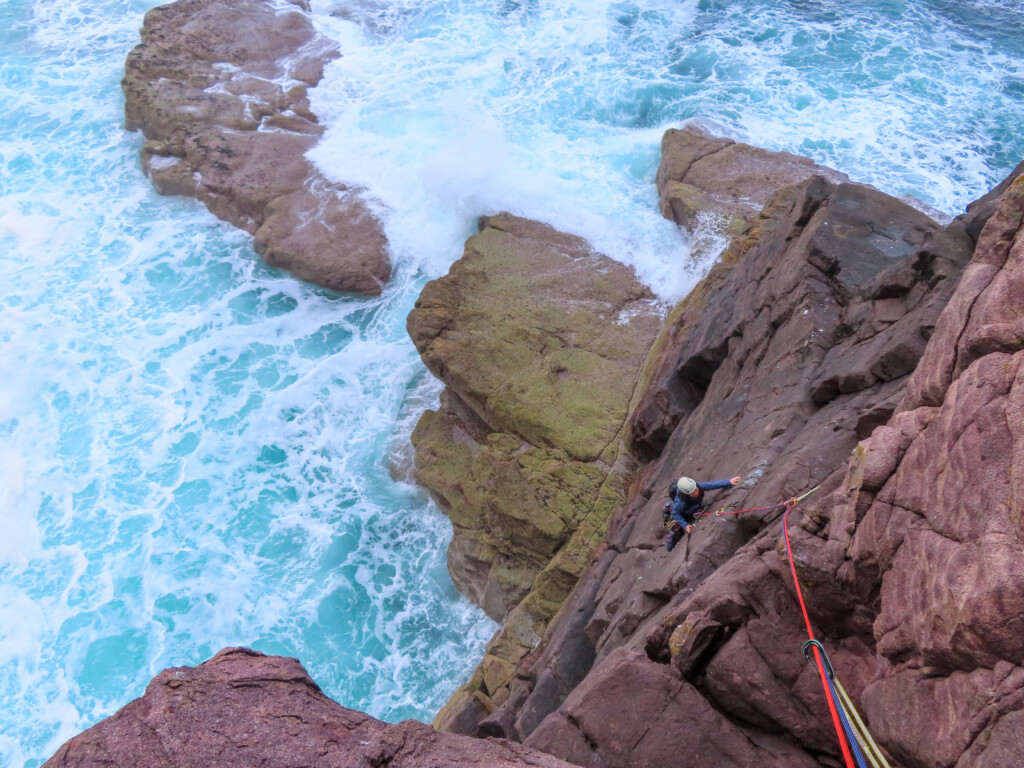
[{"x1": 1, "y1": 0, "x2": 1022, "y2": 765}]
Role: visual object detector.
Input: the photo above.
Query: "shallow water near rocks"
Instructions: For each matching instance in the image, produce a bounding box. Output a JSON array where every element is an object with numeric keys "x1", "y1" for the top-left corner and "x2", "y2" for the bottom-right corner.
[{"x1": 1, "y1": 0, "x2": 1022, "y2": 765}]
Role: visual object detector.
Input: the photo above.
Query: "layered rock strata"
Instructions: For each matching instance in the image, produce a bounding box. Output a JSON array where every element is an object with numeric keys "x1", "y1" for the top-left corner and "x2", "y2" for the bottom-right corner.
[
  {"x1": 43, "y1": 647, "x2": 575, "y2": 768},
  {"x1": 123, "y1": 0, "x2": 390, "y2": 295},
  {"x1": 407, "y1": 213, "x2": 665, "y2": 729}
]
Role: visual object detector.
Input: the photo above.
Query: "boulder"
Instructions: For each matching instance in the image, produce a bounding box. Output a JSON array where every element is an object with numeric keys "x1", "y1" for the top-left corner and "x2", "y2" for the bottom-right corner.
[
  {"x1": 123, "y1": 0, "x2": 390, "y2": 294},
  {"x1": 43, "y1": 647, "x2": 575, "y2": 768},
  {"x1": 408, "y1": 212, "x2": 664, "y2": 727},
  {"x1": 656, "y1": 124, "x2": 850, "y2": 235}
]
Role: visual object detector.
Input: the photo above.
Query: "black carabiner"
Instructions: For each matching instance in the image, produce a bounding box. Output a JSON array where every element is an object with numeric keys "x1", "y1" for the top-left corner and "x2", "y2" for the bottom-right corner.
[{"x1": 802, "y1": 639, "x2": 835, "y2": 680}]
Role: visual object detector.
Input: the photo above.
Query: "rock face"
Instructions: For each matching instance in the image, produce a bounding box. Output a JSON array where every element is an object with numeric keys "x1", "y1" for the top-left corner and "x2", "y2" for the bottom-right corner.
[
  {"x1": 842, "y1": 172, "x2": 1024, "y2": 768},
  {"x1": 422, "y1": 130, "x2": 1024, "y2": 768},
  {"x1": 407, "y1": 213, "x2": 665, "y2": 729},
  {"x1": 43, "y1": 647, "x2": 575, "y2": 768},
  {"x1": 656, "y1": 124, "x2": 850, "y2": 235},
  {"x1": 123, "y1": 0, "x2": 390, "y2": 295}
]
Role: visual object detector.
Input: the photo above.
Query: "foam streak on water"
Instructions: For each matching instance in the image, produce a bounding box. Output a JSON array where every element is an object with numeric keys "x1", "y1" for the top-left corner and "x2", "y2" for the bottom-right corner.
[
  {"x1": 2, "y1": 0, "x2": 1024, "y2": 765},
  {"x1": 1, "y1": 1, "x2": 495, "y2": 765},
  {"x1": 308, "y1": 0, "x2": 1024, "y2": 301}
]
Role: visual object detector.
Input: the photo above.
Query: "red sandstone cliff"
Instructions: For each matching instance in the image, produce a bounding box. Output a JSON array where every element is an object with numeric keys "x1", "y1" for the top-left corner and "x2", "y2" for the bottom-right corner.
[
  {"x1": 436, "y1": 153, "x2": 1024, "y2": 768},
  {"x1": 71, "y1": 0, "x2": 1024, "y2": 764}
]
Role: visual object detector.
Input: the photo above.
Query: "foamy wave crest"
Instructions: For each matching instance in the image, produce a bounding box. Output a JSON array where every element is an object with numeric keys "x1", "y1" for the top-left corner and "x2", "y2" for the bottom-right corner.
[
  {"x1": 307, "y1": 0, "x2": 1024, "y2": 305},
  {"x1": 306, "y1": 0, "x2": 706, "y2": 302},
  {"x1": 2, "y1": 1, "x2": 495, "y2": 763},
  {"x1": 4, "y1": 0, "x2": 1024, "y2": 764}
]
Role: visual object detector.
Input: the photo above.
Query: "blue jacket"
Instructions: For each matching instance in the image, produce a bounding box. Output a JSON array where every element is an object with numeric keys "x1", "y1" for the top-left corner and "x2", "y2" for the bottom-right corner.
[{"x1": 670, "y1": 478, "x2": 734, "y2": 526}]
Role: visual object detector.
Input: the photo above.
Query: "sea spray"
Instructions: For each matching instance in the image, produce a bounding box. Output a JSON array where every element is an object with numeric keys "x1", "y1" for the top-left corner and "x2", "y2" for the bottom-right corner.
[
  {"x1": 2, "y1": 0, "x2": 1024, "y2": 766},
  {"x1": 1, "y1": 1, "x2": 495, "y2": 764},
  {"x1": 308, "y1": 0, "x2": 1024, "y2": 302}
]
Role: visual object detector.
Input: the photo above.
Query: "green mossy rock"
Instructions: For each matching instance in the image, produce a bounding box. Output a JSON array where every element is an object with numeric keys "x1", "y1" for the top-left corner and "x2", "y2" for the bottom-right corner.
[
  {"x1": 409, "y1": 213, "x2": 662, "y2": 464},
  {"x1": 409, "y1": 214, "x2": 663, "y2": 728}
]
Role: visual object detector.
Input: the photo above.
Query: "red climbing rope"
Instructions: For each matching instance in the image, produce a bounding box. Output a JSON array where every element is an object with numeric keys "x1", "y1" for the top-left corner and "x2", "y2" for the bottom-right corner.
[
  {"x1": 781, "y1": 489, "x2": 857, "y2": 768},
  {"x1": 695, "y1": 501, "x2": 785, "y2": 518},
  {"x1": 694, "y1": 485, "x2": 876, "y2": 767}
]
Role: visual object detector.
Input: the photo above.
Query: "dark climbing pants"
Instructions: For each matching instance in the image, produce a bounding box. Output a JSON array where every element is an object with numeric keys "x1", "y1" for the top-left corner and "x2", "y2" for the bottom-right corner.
[{"x1": 665, "y1": 523, "x2": 685, "y2": 551}]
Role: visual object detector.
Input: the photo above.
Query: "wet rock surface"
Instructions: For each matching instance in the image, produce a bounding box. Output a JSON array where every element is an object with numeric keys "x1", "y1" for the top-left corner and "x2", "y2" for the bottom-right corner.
[
  {"x1": 123, "y1": 0, "x2": 390, "y2": 294},
  {"x1": 43, "y1": 647, "x2": 575, "y2": 768}
]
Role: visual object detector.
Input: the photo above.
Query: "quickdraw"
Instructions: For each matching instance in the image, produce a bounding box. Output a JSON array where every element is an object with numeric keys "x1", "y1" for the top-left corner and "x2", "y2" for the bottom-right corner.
[
  {"x1": 781, "y1": 486, "x2": 889, "y2": 768},
  {"x1": 680, "y1": 484, "x2": 890, "y2": 768}
]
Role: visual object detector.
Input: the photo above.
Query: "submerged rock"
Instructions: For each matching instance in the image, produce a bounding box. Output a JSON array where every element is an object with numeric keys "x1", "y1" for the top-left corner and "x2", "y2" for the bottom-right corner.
[
  {"x1": 123, "y1": 0, "x2": 390, "y2": 295},
  {"x1": 43, "y1": 647, "x2": 575, "y2": 768}
]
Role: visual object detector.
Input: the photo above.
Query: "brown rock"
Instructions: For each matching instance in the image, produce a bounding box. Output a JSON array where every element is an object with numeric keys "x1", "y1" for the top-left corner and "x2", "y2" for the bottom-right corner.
[
  {"x1": 504, "y1": 162, "x2": 1021, "y2": 768},
  {"x1": 123, "y1": 0, "x2": 390, "y2": 294},
  {"x1": 655, "y1": 124, "x2": 850, "y2": 232},
  {"x1": 43, "y1": 647, "x2": 575, "y2": 768},
  {"x1": 448, "y1": 137, "x2": 1006, "y2": 768},
  {"x1": 408, "y1": 212, "x2": 664, "y2": 727},
  {"x1": 525, "y1": 647, "x2": 821, "y2": 768}
]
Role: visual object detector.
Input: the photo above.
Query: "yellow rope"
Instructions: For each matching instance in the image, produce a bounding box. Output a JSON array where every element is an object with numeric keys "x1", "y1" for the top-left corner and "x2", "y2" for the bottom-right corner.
[{"x1": 835, "y1": 678, "x2": 891, "y2": 768}]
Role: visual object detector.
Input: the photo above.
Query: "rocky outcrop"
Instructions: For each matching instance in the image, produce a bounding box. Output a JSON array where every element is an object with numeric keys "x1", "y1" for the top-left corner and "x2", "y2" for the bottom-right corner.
[
  {"x1": 407, "y1": 213, "x2": 664, "y2": 729},
  {"x1": 656, "y1": 124, "x2": 850, "y2": 236},
  {"x1": 43, "y1": 647, "x2": 575, "y2": 768},
  {"x1": 123, "y1": 0, "x2": 390, "y2": 295},
  {"x1": 426, "y1": 130, "x2": 1018, "y2": 768}
]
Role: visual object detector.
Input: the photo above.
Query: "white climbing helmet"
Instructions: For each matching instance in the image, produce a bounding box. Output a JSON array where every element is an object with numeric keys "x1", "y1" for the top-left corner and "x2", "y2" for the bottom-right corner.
[{"x1": 677, "y1": 476, "x2": 697, "y2": 495}]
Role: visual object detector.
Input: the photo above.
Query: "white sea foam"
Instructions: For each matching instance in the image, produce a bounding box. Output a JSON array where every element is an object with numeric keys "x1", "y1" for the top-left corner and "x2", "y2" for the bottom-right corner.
[
  {"x1": 3, "y1": 0, "x2": 1024, "y2": 765},
  {"x1": 307, "y1": 0, "x2": 1024, "y2": 306}
]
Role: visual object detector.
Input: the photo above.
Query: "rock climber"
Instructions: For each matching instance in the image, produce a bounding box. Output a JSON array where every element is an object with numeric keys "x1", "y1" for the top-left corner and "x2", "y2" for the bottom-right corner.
[{"x1": 664, "y1": 474, "x2": 742, "y2": 551}]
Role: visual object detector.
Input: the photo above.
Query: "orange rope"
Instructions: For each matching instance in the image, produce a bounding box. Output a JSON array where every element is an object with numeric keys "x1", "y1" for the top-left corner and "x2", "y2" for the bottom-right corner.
[{"x1": 782, "y1": 494, "x2": 857, "y2": 768}]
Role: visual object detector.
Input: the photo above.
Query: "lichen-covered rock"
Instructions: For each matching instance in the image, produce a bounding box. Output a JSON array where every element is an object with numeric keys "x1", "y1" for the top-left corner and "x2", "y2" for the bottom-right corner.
[
  {"x1": 123, "y1": 0, "x2": 390, "y2": 294},
  {"x1": 43, "y1": 647, "x2": 575, "y2": 768},
  {"x1": 408, "y1": 212, "x2": 664, "y2": 726}
]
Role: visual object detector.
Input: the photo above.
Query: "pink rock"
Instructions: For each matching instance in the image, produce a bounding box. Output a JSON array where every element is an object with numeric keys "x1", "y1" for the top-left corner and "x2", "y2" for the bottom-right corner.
[
  {"x1": 44, "y1": 648, "x2": 575, "y2": 768},
  {"x1": 123, "y1": 0, "x2": 391, "y2": 294}
]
